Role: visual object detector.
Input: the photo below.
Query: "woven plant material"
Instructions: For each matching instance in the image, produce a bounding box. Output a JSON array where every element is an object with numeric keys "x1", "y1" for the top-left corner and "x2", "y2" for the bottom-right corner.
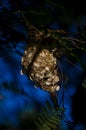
[{"x1": 21, "y1": 46, "x2": 60, "y2": 93}]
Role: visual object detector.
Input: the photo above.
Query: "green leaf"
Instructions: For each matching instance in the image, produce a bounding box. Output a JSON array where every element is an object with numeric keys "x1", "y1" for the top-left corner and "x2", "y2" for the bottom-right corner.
[
  {"x1": 82, "y1": 77, "x2": 86, "y2": 89},
  {"x1": 35, "y1": 100, "x2": 61, "y2": 130}
]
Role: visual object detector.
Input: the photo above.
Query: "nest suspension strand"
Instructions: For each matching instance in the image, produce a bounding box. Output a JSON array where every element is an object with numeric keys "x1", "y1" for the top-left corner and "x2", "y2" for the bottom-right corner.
[{"x1": 21, "y1": 25, "x2": 63, "y2": 93}]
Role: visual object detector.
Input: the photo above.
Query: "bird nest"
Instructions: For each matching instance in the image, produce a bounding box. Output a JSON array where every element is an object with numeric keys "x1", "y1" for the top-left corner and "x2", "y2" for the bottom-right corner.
[{"x1": 21, "y1": 45, "x2": 61, "y2": 93}]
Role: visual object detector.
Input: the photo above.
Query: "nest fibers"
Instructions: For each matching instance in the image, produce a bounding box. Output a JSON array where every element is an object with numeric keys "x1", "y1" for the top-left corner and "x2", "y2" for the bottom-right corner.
[{"x1": 21, "y1": 46, "x2": 60, "y2": 93}]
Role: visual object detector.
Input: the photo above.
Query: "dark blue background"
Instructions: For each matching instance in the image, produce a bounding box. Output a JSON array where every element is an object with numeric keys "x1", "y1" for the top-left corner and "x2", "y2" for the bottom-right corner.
[{"x1": 0, "y1": 0, "x2": 86, "y2": 130}]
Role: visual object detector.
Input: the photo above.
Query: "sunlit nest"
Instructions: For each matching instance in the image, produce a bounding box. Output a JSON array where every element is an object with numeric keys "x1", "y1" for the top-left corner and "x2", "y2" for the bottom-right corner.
[{"x1": 20, "y1": 44, "x2": 63, "y2": 93}]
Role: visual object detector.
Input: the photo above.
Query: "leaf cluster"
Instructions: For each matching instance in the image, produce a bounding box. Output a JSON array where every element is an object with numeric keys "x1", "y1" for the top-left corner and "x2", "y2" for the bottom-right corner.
[{"x1": 35, "y1": 100, "x2": 64, "y2": 130}]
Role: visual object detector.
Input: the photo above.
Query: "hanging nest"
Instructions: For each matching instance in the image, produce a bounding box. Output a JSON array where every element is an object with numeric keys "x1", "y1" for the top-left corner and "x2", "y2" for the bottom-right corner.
[
  {"x1": 21, "y1": 46, "x2": 61, "y2": 93},
  {"x1": 20, "y1": 26, "x2": 65, "y2": 93}
]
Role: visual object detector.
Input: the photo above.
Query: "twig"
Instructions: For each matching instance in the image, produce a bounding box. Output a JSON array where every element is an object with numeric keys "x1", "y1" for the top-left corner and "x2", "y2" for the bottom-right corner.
[
  {"x1": 64, "y1": 57, "x2": 82, "y2": 71},
  {"x1": 62, "y1": 37, "x2": 86, "y2": 43}
]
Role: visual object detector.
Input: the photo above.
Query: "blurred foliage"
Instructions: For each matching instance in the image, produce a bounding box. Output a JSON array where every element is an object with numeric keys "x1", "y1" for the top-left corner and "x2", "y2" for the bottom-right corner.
[
  {"x1": 35, "y1": 100, "x2": 64, "y2": 130},
  {"x1": 0, "y1": 111, "x2": 37, "y2": 130},
  {"x1": 0, "y1": 0, "x2": 86, "y2": 52},
  {"x1": 82, "y1": 77, "x2": 86, "y2": 89},
  {"x1": 0, "y1": 82, "x2": 27, "y2": 96},
  {"x1": 0, "y1": 0, "x2": 86, "y2": 130}
]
